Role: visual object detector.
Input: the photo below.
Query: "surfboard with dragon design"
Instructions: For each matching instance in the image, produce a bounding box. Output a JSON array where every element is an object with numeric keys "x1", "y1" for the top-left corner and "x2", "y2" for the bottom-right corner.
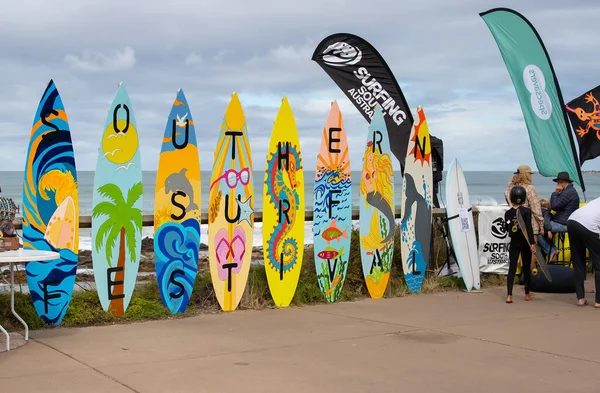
[
  {"x1": 208, "y1": 92, "x2": 254, "y2": 312},
  {"x1": 359, "y1": 105, "x2": 395, "y2": 299},
  {"x1": 400, "y1": 106, "x2": 433, "y2": 293},
  {"x1": 262, "y1": 97, "x2": 304, "y2": 308},
  {"x1": 154, "y1": 89, "x2": 201, "y2": 314},
  {"x1": 22, "y1": 80, "x2": 79, "y2": 325},
  {"x1": 313, "y1": 100, "x2": 351, "y2": 302},
  {"x1": 92, "y1": 82, "x2": 143, "y2": 317}
]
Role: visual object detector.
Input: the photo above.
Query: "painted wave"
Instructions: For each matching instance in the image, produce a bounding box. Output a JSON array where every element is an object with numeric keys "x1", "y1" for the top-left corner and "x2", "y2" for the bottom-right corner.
[
  {"x1": 313, "y1": 170, "x2": 352, "y2": 235},
  {"x1": 24, "y1": 228, "x2": 77, "y2": 325},
  {"x1": 155, "y1": 219, "x2": 200, "y2": 314}
]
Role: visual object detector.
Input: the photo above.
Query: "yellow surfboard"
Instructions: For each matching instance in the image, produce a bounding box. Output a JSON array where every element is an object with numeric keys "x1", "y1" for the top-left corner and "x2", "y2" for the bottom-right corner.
[
  {"x1": 208, "y1": 92, "x2": 254, "y2": 312},
  {"x1": 262, "y1": 97, "x2": 304, "y2": 307}
]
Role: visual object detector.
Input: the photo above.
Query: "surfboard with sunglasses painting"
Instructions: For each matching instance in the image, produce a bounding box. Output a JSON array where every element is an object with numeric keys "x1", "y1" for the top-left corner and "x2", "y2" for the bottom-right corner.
[{"x1": 208, "y1": 92, "x2": 254, "y2": 312}]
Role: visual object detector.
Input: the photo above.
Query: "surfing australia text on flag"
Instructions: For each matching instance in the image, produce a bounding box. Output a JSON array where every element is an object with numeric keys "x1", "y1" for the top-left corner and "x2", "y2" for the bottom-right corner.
[
  {"x1": 311, "y1": 33, "x2": 414, "y2": 172},
  {"x1": 477, "y1": 206, "x2": 510, "y2": 275}
]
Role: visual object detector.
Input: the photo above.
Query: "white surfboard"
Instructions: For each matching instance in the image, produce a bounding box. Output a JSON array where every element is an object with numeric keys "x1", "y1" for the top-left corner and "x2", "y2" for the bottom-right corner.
[{"x1": 445, "y1": 158, "x2": 481, "y2": 291}]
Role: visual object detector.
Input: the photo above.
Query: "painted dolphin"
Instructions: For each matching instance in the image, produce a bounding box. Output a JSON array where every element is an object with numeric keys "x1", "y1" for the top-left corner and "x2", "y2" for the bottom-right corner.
[
  {"x1": 401, "y1": 173, "x2": 431, "y2": 243},
  {"x1": 165, "y1": 168, "x2": 199, "y2": 211}
]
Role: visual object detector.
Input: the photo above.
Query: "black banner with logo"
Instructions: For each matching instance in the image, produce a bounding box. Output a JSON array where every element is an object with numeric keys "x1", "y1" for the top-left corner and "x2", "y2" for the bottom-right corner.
[
  {"x1": 566, "y1": 84, "x2": 600, "y2": 165},
  {"x1": 311, "y1": 33, "x2": 414, "y2": 172}
]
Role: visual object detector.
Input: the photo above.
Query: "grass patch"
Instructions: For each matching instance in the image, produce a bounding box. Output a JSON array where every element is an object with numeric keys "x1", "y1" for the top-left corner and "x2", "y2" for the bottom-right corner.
[{"x1": 0, "y1": 228, "x2": 508, "y2": 330}]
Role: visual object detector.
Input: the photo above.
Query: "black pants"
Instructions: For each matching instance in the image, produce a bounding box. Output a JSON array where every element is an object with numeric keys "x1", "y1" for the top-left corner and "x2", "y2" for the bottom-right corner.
[
  {"x1": 567, "y1": 220, "x2": 600, "y2": 303},
  {"x1": 507, "y1": 244, "x2": 531, "y2": 296}
]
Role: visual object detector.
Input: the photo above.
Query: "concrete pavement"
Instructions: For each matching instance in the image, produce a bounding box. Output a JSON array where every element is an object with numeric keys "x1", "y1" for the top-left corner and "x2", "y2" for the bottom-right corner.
[{"x1": 1, "y1": 284, "x2": 598, "y2": 393}]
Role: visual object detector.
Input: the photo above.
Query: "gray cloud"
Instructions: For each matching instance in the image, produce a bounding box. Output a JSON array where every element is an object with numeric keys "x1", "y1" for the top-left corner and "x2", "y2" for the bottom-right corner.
[{"x1": 1, "y1": 0, "x2": 599, "y2": 179}]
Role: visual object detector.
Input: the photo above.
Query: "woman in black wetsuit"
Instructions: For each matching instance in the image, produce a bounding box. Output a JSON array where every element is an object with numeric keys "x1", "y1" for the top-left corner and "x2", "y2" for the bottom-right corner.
[{"x1": 504, "y1": 186, "x2": 537, "y2": 303}]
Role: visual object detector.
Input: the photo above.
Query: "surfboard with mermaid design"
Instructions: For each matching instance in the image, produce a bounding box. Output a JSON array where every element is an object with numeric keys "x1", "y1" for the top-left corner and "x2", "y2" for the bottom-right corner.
[{"x1": 359, "y1": 105, "x2": 395, "y2": 299}]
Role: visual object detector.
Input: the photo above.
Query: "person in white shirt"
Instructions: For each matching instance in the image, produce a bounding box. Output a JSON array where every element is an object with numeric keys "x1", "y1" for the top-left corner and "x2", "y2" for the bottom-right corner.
[{"x1": 567, "y1": 197, "x2": 600, "y2": 307}]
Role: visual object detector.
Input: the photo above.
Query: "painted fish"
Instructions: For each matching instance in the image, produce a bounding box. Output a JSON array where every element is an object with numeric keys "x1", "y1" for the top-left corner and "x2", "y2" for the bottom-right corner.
[
  {"x1": 317, "y1": 246, "x2": 345, "y2": 260},
  {"x1": 321, "y1": 218, "x2": 348, "y2": 244}
]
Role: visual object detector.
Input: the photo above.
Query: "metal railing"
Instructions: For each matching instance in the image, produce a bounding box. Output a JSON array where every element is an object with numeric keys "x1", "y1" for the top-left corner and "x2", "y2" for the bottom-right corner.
[{"x1": 13, "y1": 207, "x2": 478, "y2": 230}]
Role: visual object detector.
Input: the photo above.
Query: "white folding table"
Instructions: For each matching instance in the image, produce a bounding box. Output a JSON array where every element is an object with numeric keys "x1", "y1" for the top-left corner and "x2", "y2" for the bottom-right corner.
[{"x1": 0, "y1": 249, "x2": 60, "y2": 351}]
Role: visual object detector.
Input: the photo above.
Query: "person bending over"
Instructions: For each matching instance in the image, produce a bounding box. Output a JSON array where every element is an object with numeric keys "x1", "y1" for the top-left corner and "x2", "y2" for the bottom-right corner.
[
  {"x1": 504, "y1": 186, "x2": 536, "y2": 304},
  {"x1": 538, "y1": 172, "x2": 580, "y2": 260},
  {"x1": 566, "y1": 197, "x2": 600, "y2": 308},
  {"x1": 538, "y1": 198, "x2": 557, "y2": 260}
]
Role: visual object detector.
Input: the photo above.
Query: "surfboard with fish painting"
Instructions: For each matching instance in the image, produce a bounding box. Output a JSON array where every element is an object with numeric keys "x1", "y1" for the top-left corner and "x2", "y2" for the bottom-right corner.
[
  {"x1": 313, "y1": 100, "x2": 351, "y2": 302},
  {"x1": 359, "y1": 105, "x2": 395, "y2": 299},
  {"x1": 208, "y1": 92, "x2": 254, "y2": 312},
  {"x1": 22, "y1": 79, "x2": 79, "y2": 325},
  {"x1": 91, "y1": 82, "x2": 143, "y2": 317},
  {"x1": 154, "y1": 89, "x2": 201, "y2": 314}
]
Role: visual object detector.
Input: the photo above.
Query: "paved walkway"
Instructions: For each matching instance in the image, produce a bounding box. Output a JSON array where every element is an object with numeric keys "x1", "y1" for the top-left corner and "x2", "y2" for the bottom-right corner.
[{"x1": 1, "y1": 284, "x2": 598, "y2": 393}]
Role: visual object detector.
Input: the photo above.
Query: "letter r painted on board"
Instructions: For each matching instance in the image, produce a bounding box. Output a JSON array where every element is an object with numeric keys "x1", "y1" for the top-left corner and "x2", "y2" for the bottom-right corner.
[{"x1": 372, "y1": 130, "x2": 383, "y2": 154}]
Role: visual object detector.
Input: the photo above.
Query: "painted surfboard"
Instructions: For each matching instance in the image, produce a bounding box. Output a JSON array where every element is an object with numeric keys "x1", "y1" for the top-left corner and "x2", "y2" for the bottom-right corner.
[
  {"x1": 516, "y1": 208, "x2": 552, "y2": 282},
  {"x1": 313, "y1": 100, "x2": 351, "y2": 302},
  {"x1": 445, "y1": 158, "x2": 481, "y2": 291},
  {"x1": 359, "y1": 105, "x2": 395, "y2": 299},
  {"x1": 263, "y1": 97, "x2": 305, "y2": 307},
  {"x1": 208, "y1": 92, "x2": 254, "y2": 312},
  {"x1": 22, "y1": 79, "x2": 79, "y2": 325},
  {"x1": 400, "y1": 106, "x2": 433, "y2": 293},
  {"x1": 154, "y1": 89, "x2": 201, "y2": 314},
  {"x1": 92, "y1": 82, "x2": 143, "y2": 317}
]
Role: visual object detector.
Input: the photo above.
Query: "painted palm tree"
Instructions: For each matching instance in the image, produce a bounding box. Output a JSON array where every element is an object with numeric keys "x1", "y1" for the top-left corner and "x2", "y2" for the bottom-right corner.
[{"x1": 92, "y1": 182, "x2": 143, "y2": 315}]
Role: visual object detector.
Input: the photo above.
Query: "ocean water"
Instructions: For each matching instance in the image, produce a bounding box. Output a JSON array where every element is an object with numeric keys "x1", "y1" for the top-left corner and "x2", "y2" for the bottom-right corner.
[{"x1": 2, "y1": 170, "x2": 599, "y2": 250}]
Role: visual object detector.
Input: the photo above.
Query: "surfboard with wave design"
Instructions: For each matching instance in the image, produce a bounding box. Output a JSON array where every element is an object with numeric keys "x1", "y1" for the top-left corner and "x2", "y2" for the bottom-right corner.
[
  {"x1": 154, "y1": 89, "x2": 201, "y2": 314},
  {"x1": 22, "y1": 79, "x2": 79, "y2": 325},
  {"x1": 91, "y1": 82, "x2": 143, "y2": 317}
]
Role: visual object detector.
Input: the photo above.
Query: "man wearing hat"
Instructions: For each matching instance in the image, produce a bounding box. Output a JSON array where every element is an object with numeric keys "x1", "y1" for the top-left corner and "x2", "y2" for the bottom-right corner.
[{"x1": 538, "y1": 171, "x2": 580, "y2": 259}]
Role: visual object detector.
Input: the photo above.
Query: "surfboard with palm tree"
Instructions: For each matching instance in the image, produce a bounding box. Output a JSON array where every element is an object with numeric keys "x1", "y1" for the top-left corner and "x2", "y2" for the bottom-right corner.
[{"x1": 92, "y1": 82, "x2": 143, "y2": 316}]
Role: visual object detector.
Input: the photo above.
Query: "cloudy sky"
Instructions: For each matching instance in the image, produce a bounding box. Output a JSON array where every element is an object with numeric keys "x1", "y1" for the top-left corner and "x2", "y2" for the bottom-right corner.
[{"x1": 1, "y1": 0, "x2": 599, "y2": 175}]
